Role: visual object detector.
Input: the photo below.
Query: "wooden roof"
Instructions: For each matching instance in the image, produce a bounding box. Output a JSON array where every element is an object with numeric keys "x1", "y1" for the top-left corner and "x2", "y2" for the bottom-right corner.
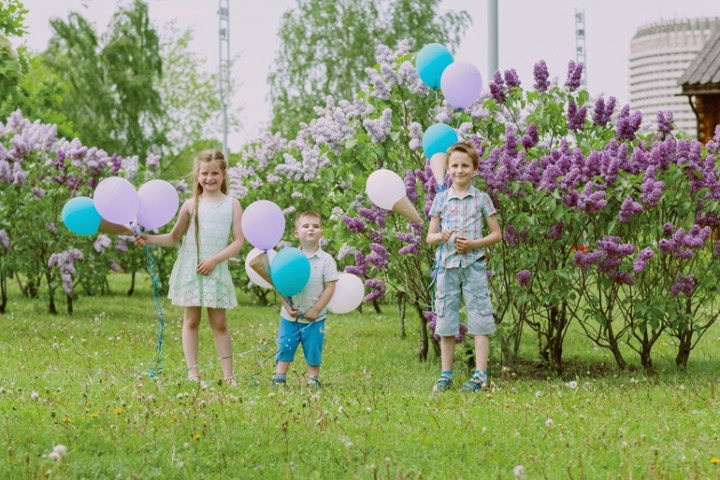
[{"x1": 679, "y1": 31, "x2": 720, "y2": 90}]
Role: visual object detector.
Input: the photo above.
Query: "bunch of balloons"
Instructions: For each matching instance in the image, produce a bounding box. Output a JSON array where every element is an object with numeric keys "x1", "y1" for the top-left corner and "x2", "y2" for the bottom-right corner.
[
  {"x1": 62, "y1": 177, "x2": 179, "y2": 236},
  {"x1": 416, "y1": 43, "x2": 484, "y2": 185},
  {"x1": 242, "y1": 200, "x2": 364, "y2": 313}
]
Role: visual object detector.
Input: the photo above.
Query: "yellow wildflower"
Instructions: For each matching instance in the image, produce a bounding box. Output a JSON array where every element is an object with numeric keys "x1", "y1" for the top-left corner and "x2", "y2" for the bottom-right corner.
[{"x1": 193, "y1": 433, "x2": 201, "y2": 440}]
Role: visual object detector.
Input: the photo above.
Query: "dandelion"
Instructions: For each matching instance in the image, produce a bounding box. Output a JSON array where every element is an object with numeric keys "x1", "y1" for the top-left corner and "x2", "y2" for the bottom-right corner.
[
  {"x1": 545, "y1": 418, "x2": 554, "y2": 426},
  {"x1": 114, "y1": 407, "x2": 123, "y2": 414},
  {"x1": 31, "y1": 390, "x2": 39, "y2": 400},
  {"x1": 710, "y1": 457, "x2": 719, "y2": 464},
  {"x1": 193, "y1": 433, "x2": 201, "y2": 440},
  {"x1": 53, "y1": 445, "x2": 67, "y2": 457},
  {"x1": 513, "y1": 464, "x2": 526, "y2": 478},
  {"x1": 565, "y1": 381, "x2": 578, "y2": 389},
  {"x1": 90, "y1": 413, "x2": 99, "y2": 418}
]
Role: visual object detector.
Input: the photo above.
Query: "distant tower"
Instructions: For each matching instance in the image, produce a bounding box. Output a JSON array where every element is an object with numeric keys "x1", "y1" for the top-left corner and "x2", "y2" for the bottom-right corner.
[
  {"x1": 574, "y1": 9, "x2": 587, "y2": 87},
  {"x1": 218, "y1": 0, "x2": 230, "y2": 157},
  {"x1": 629, "y1": 17, "x2": 720, "y2": 136}
]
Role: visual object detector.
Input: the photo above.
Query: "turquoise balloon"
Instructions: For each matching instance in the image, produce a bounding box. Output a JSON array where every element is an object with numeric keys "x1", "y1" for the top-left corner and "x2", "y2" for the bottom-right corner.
[
  {"x1": 416, "y1": 43, "x2": 453, "y2": 89},
  {"x1": 270, "y1": 247, "x2": 311, "y2": 297},
  {"x1": 422, "y1": 123, "x2": 459, "y2": 158},
  {"x1": 62, "y1": 196, "x2": 102, "y2": 236}
]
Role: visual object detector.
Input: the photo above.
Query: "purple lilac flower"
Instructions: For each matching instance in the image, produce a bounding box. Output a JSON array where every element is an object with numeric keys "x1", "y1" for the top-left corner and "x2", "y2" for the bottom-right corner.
[
  {"x1": 364, "y1": 278, "x2": 386, "y2": 302},
  {"x1": 618, "y1": 196, "x2": 643, "y2": 223},
  {"x1": 656, "y1": 111, "x2": 674, "y2": 135},
  {"x1": 0, "y1": 229, "x2": 9, "y2": 249},
  {"x1": 547, "y1": 221, "x2": 563, "y2": 240},
  {"x1": 342, "y1": 215, "x2": 366, "y2": 233},
  {"x1": 671, "y1": 274, "x2": 696, "y2": 297},
  {"x1": 639, "y1": 167, "x2": 664, "y2": 207},
  {"x1": 93, "y1": 235, "x2": 112, "y2": 253},
  {"x1": 632, "y1": 246, "x2": 654, "y2": 274},
  {"x1": 609, "y1": 271, "x2": 635, "y2": 286},
  {"x1": 504, "y1": 69, "x2": 521, "y2": 88},
  {"x1": 572, "y1": 250, "x2": 603, "y2": 270},
  {"x1": 404, "y1": 169, "x2": 418, "y2": 202},
  {"x1": 366, "y1": 243, "x2": 390, "y2": 269},
  {"x1": 516, "y1": 269, "x2": 531, "y2": 287},
  {"x1": 566, "y1": 102, "x2": 587, "y2": 131},
  {"x1": 565, "y1": 60, "x2": 583, "y2": 91},
  {"x1": 533, "y1": 60, "x2": 550, "y2": 92},
  {"x1": 615, "y1": 105, "x2": 642, "y2": 141},
  {"x1": 521, "y1": 123, "x2": 539, "y2": 149},
  {"x1": 577, "y1": 182, "x2": 607, "y2": 213},
  {"x1": 489, "y1": 70, "x2": 506, "y2": 104}
]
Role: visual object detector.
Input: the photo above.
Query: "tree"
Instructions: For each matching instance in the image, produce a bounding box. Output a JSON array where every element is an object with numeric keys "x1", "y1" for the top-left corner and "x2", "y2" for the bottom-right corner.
[
  {"x1": 43, "y1": 0, "x2": 165, "y2": 162},
  {"x1": 0, "y1": 0, "x2": 28, "y2": 108},
  {"x1": 268, "y1": 0, "x2": 470, "y2": 138},
  {"x1": 155, "y1": 22, "x2": 239, "y2": 176}
]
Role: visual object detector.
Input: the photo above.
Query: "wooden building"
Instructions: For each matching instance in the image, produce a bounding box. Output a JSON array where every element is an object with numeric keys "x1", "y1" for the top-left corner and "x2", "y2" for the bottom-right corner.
[{"x1": 678, "y1": 31, "x2": 720, "y2": 143}]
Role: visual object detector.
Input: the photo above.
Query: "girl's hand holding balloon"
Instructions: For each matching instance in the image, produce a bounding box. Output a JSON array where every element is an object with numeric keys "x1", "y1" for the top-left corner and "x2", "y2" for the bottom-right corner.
[{"x1": 135, "y1": 234, "x2": 150, "y2": 247}]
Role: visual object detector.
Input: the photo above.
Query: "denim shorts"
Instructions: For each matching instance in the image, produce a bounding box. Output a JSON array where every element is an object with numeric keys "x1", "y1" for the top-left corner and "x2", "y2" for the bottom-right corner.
[
  {"x1": 275, "y1": 318, "x2": 325, "y2": 366},
  {"x1": 434, "y1": 260, "x2": 495, "y2": 336}
]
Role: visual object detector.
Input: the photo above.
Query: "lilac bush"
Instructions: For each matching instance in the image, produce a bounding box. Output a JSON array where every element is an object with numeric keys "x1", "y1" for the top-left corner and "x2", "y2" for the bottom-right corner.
[
  {"x1": 0, "y1": 110, "x2": 173, "y2": 313},
  {"x1": 230, "y1": 48, "x2": 720, "y2": 371}
]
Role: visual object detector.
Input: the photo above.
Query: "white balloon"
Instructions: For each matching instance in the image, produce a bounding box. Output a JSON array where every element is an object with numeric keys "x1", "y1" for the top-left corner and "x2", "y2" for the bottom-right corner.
[
  {"x1": 244, "y1": 248, "x2": 277, "y2": 288},
  {"x1": 327, "y1": 273, "x2": 365, "y2": 314},
  {"x1": 365, "y1": 169, "x2": 406, "y2": 210}
]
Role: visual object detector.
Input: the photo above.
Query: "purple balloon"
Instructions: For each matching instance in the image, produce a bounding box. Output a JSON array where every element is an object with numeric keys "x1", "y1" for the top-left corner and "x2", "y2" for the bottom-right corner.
[
  {"x1": 94, "y1": 177, "x2": 139, "y2": 224},
  {"x1": 241, "y1": 200, "x2": 285, "y2": 250},
  {"x1": 136, "y1": 180, "x2": 180, "y2": 230},
  {"x1": 440, "y1": 61, "x2": 483, "y2": 110}
]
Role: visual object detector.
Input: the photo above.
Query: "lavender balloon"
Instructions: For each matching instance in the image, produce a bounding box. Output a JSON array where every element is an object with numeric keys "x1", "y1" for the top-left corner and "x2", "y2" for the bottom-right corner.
[
  {"x1": 441, "y1": 61, "x2": 483, "y2": 110},
  {"x1": 93, "y1": 177, "x2": 139, "y2": 224},
  {"x1": 241, "y1": 200, "x2": 286, "y2": 250},
  {"x1": 136, "y1": 180, "x2": 180, "y2": 230}
]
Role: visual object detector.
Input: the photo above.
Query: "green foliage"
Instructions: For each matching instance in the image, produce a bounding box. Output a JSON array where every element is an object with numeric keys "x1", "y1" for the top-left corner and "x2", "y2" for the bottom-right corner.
[
  {"x1": 43, "y1": 0, "x2": 166, "y2": 161},
  {"x1": 268, "y1": 0, "x2": 470, "y2": 138},
  {"x1": 155, "y1": 22, "x2": 238, "y2": 163},
  {"x1": 0, "y1": 0, "x2": 28, "y2": 37}
]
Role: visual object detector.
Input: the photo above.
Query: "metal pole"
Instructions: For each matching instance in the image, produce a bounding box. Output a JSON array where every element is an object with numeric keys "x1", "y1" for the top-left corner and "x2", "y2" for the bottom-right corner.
[{"x1": 488, "y1": 0, "x2": 498, "y2": 76}]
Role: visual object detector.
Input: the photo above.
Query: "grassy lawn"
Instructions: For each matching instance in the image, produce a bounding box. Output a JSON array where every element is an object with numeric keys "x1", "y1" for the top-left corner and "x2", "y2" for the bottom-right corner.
[{"x1": 1, "y1": 273, "x2": 719, "y2": 479}]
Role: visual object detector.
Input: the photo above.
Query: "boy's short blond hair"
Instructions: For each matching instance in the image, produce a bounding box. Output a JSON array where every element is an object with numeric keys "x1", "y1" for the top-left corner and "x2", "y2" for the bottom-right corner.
[
  {"x1": 447, "y1": 141, "x2": 480, "y2": 169},
  {"x1": 295, "y1": 211, "x2": 322, "y2": 228}
]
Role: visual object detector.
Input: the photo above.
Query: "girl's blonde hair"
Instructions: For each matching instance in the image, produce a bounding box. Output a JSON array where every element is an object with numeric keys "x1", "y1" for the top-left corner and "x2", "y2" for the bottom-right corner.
[{"x1": 191, "y1": 150, "x2": 228, "y2": 257}]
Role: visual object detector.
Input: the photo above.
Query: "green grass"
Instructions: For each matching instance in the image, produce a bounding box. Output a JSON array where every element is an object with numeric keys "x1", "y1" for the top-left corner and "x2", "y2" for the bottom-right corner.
[{"x1": 1, "y1": 273, "x2": 719, "y2": 479}]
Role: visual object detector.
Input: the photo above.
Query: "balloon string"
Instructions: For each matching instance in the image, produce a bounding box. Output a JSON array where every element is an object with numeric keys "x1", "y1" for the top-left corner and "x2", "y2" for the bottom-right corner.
[{"x1": 131, "y1": 222, "x2": 165, "y2": 378}]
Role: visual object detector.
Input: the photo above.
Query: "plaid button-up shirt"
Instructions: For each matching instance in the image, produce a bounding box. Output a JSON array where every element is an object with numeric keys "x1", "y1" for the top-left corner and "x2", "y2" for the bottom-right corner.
[{"x1": 429, "y1": 185, "x2": 497, "y2": 268}]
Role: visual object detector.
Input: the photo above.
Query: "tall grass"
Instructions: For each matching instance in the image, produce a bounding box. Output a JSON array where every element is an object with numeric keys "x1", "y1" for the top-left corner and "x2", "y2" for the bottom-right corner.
[{"x1": 1, "y1": 274, "x2": 719, "y2": 479}]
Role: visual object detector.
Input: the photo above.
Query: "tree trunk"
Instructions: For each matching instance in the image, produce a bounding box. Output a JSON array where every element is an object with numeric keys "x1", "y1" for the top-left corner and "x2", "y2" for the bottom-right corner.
[
  {"x1": 397, "y1": 294, "x2": 406, "y2": 339},
  {"x1": 0, "y1": 274, "x2": 6, "y2": 313},
  {"x1": 66, "y1": 294, "x2": 73, "y2": 315},
  {"x1": 675, "y1": 329, "x2": 693, "y2": 370},
  {"x1": 605, "y1": 320, "x2": 627, "y2": 370},
  {"x1": 127, "y1": 270, "x2": 136, "y2": 296},
  {"x1": 415, "y1": 304, "x2": 429, "y2": 361}
]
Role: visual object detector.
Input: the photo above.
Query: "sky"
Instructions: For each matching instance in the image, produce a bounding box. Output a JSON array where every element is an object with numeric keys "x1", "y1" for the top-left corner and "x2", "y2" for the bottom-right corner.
[{"x1": 11, "y1": 0, "x2": 720, "y2": 151}]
